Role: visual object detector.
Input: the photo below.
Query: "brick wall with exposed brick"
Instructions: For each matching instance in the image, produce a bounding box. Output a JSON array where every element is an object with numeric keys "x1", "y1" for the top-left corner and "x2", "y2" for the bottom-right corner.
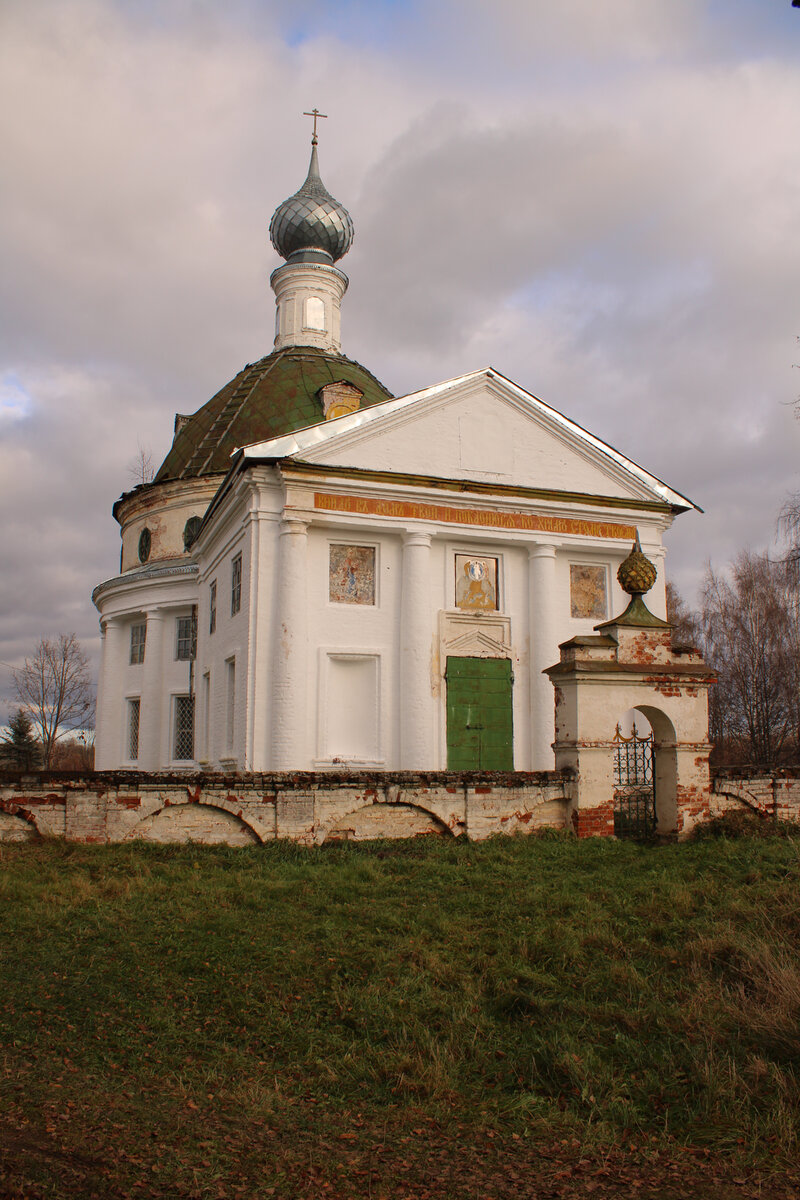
[{"x1": 0, "y1": 770, "x2": 574, "y2": 846}]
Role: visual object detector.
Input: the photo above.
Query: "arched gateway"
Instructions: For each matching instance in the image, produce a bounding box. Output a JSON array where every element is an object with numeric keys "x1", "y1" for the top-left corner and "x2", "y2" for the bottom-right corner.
[{"x1": 546, "y1": 537, "x2": 715, "y2": 839}]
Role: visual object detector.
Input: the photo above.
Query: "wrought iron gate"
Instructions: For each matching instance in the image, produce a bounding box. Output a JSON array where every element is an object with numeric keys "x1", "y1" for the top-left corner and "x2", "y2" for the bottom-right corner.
[{"x1": 613, "y1": 723, "x2": 656, "y2": 839}]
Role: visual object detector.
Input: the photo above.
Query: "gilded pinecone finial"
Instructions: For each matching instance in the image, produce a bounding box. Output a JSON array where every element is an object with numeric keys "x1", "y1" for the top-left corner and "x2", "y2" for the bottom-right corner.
[{"x1": 617, "y1": 532, "x2": 657, "y2": 597}]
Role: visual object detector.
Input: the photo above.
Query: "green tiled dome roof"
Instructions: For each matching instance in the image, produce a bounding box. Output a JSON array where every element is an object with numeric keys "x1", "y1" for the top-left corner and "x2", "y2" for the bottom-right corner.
[{"x1": 155, "y1": 347, "x2": 393, "y2": 482}]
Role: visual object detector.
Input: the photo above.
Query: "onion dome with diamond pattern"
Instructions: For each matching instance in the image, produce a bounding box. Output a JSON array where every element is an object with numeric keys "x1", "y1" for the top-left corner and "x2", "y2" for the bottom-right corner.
[
  {"x1": 617, "y1": 533, "x2": 657, "y2": 596},
  {"x1": 269, "y1": 142, "x2": 354, "y2": 264}
]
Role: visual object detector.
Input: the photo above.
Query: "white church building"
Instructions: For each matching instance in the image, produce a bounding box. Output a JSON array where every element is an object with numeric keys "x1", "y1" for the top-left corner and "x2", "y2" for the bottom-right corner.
[{"x1": 93, "y1": 129, "x2": 696, "y2": 775}]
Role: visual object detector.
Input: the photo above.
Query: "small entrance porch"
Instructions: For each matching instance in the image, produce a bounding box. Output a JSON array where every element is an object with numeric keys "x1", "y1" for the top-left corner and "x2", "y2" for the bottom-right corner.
[{"x1": 545, "y1": 537, "x2": 715, "y2": 839}]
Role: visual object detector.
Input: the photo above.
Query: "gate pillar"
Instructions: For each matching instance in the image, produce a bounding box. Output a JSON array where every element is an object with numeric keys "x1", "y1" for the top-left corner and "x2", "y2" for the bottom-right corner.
[{"x1": 545, "y1": 536, "x2": 715, "y2": 839}]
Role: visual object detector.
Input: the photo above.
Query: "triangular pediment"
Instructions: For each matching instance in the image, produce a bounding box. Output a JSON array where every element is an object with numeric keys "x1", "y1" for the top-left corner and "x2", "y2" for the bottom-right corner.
[
  {"x1": 439, "y1": 610, "x2": 513, "y2": 660},
  {"x1": 240, "y1": 369, "x2": 696, "y2": 510},
  {"x1": 446, "y1": 630, "x2": 511, "y2": 657}
]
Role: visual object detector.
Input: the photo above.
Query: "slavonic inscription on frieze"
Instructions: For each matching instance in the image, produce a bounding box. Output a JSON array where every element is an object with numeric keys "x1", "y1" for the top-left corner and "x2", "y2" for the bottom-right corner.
[{"x1": 314, "y1": 493, "x2": 635, "y2": 540}]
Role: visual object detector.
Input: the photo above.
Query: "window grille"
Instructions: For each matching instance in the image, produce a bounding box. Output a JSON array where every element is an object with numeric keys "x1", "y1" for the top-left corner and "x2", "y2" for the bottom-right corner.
[
  {"x1": 127, "y1": 698, "x2": 140, "y2": 761},
  {"x1": 231, "y1": 554, "x2": 242, "y2": 616},
  {"x1": 130, "y1": 622, "x2": 146, "y2": 665},
  {"x1": 176, "y1": 613, "x2": 196, "y2": 660},
  {"x1": 209, "y1": 580, "x2": 217, "y2": 634},
  {"x1": 173, "y1": 695, "x2": 195, "y2": 761}
]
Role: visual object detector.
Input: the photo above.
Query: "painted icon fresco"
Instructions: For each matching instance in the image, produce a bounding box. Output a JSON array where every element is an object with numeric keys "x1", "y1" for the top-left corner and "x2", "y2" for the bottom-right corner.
[
  {"x1": 329, "y1": 545, "x2": 376, "y2": 605},
  {"x1": 570, "y1": 563, "x2": 607, "y2": 620},
  {"x1": 455, "y1": 554, "x2": 498, "y2": 611}
]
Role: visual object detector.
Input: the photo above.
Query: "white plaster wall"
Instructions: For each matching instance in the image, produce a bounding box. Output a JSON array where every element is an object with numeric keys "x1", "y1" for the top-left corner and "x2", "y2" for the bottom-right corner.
[
  {"x1": 194, "y1": 507, "x2": 250, "y2": 771},
  {"x1": 307, "y1": 386, "x2": 653, "y2": 500},
  {"x1": 113, "y1": 607, "x2": 196, "y2": 767},
  {"x1": 94, "y1": 570, "x2": 200, "y2": 769},
  {"x1": 193, "y1": 468, "x2": 286, "y2": 772},
  {"x1": 307, "y1": 526, "x2": 401, "y2": 767},
  {"x1": 250, "y1": 511, "x2": 281, "y2": 770},
  {"x1": 292, "y1": 511, "x2": 667, "y2": 772},
  {"x1": 551, "y1": 526, "x2": 668, "y2": 652},
  {"x1": 435, "y1": 535, "x2": 530, "y2": 769},
  {"x1": 160, "y1": 610, "x2": 200, "y2": 767},
  {"x1": 271, "y1": 261, "x2": 348, "y2": 353},
  {"x1": 96, "y1": 457, "x2": 671, "y2": 774}
]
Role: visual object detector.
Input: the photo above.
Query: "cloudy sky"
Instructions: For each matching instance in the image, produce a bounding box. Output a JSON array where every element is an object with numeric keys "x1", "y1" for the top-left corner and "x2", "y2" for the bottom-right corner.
[{"x1": 1, "y1": 0, "x2": 799, "y2": 721}]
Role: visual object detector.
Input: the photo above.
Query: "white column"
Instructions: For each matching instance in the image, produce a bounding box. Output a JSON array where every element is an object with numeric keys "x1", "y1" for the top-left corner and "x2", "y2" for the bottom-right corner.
[
  {"x1": 650, "y1": 546, "x2": 668, "y2": 621},
  {"x1": 139, "y1": 609, "x2": 166, "y2": 771},
  {"x1": 529, "y1": 543, "x2": 558, "y2": 770},
  {"x1": 400, "y1": 529, "x2": 434, "y2": 768},
  {"x1": 244, "y1": 510, "x2": 261, "y2": 771},
  {"x1": 94, "y1": 617, "x2": 124, "y2": 769},
  {"x1": 271, "y1": 519, "x2": 308, "y2": 770}
]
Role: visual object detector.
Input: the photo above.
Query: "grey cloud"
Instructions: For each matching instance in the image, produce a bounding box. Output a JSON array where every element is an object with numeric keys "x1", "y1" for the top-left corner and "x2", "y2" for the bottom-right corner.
[{"x1": 1, "y1": 0, "x2": 799, "y2": 721}]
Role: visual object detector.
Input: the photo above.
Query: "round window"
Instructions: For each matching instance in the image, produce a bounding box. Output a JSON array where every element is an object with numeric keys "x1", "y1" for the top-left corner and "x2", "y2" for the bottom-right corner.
[
  {"x1": 138, "y1": 527, "x2": 152, "y2": 563},
  {"x1": 183, "y1": 515, "x2": 202, "y2": 550}
]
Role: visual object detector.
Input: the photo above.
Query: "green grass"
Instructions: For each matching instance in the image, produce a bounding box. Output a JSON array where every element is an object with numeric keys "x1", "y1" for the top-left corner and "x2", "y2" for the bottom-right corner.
[{"x1": 1, "y1": 832, "x2": 799, "y2": 1198}]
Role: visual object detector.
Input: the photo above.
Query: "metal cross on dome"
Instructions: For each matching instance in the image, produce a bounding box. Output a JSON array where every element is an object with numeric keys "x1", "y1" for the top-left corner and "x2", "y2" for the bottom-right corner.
[{"x1": 303, "y1": 108, "x2": 328, "y2": 144}]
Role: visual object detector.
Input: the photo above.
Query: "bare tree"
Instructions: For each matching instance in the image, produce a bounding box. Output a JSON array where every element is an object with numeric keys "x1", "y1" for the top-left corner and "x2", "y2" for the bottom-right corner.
[
  {"x1": 665, "y1": 580, "x2": 700, "y2": 647},
  {"x1": 127, "y1": 441, "x2": 155, "y2": 487},
  {"x1": 14, "y1": 635, "x2": 94, "y2": 769},
  {"x1": 700, "y1": 552, "x2": 796, "y2": 767}
]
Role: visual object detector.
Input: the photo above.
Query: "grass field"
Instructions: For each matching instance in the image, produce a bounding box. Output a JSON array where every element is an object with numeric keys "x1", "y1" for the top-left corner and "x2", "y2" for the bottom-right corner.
[{"x1": 1, "y1": 829, "x2": 799, "y2": 1199}]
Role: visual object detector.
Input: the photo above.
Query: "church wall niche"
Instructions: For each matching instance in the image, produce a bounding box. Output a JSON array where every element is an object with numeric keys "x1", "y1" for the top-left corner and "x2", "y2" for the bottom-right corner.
[{"x1": 319, "y1": 653, "x2": 381, "y2": 765}]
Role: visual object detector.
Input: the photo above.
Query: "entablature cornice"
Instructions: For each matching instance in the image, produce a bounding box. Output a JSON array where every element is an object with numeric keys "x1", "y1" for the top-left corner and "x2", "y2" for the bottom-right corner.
[
  {"x1": 273, "y1": 474, "x2": 670, "y2": 551},
  {"x1": 276, "y1": 459, "x2": 675, "y2": 516},
  {"x1": 92, "y1": 561, "x2": 198, "y2": 615}
]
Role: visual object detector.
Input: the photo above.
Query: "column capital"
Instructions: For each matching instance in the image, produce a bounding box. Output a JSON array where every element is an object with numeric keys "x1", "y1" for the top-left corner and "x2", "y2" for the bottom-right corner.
[
  {"x1": 280, "y1": 517, "x2": 309, "y2": 537},
  {"x1": 402, "y1": 528, "x2": 432, "y2": 549},
  {"x1": 528, "y1": 542, "x2": 557, "y2": 561}
]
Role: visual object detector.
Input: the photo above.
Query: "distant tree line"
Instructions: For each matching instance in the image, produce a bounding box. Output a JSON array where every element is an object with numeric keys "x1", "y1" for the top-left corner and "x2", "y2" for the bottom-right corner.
[{"x1": 668, "y1": 500, "x2": 800, "y2": 768}]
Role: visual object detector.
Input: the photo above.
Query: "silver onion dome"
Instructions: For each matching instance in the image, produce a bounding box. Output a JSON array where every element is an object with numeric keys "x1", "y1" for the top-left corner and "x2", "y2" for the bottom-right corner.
[{"x1": 269, "y1": 142, "x2": 354, "y2": 264}]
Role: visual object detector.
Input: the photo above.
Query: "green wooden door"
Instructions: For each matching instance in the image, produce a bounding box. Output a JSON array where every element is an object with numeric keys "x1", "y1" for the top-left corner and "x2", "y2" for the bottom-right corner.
[{"x1": 446, "y1": 657, "x2": 513, "y2": 770}]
